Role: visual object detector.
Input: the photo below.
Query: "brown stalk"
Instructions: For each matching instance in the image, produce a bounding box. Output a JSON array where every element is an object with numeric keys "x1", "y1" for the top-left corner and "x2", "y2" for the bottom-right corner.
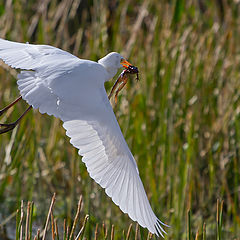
[
  {"x1": 126, "y1": 223, "x2": 132, "y2": 240},
  {"x1": 20, "y1": 200, "x2": 24, "y2": 240},
  {"x1": 134, "y1": 223, "x2": 139, "y2": 240},
  {"x1": 74, "y1": 214, "x2": 89, "y2": 240},
  {"x1": 195, "y1": 228, "x2": 199, "y2": 240},
  {"x1": 42, "y1": 193, "x2": 56, "y2": 240},
  {"x1": 54, "y1": 219, "x2": 59, "y2": 240},
  {"x1": 63, "y1": 219, "x2": 67, "y2": 239},
  {"x1": 25, "y1": 201, "x2": 31, "y2": 240},
  {"x1": 69, "y1": 195, "x2": 83, "y2": 240},
  {"x1": 66, "y1": 226, "x2": 70, "y2": 239},
  {"x1": 110, "y1": 225, "x2": 114, "y2": 240},
  {"x1": 34, "y1": 229, "x2": 40, "y2": 240},
  {"x1": 51, "y1": 211, "x2": 55, "y2": 240},
  {"x1": 147, "y1": 232, "x2": 153, "y2": 240},
  {"x1": 94, "y1": 223, "x2": 98, "y2": 240}
]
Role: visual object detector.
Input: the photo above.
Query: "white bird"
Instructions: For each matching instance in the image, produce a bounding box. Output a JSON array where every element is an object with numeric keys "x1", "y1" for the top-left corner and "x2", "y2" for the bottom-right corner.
[{"x1": 0, "y1": 38, "x2": 168, "y2": 237}]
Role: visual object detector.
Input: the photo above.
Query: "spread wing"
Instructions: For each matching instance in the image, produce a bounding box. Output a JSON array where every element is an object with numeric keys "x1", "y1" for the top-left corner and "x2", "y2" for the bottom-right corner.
[{"x1": 0, "y1": 38, "x2": 167, "y2": 237}]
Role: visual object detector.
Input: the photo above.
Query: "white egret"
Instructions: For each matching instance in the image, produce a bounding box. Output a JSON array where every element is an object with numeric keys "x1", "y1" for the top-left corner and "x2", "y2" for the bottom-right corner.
[{"x1": 0, "y1": 38, "x2": 168, "y2": 237}]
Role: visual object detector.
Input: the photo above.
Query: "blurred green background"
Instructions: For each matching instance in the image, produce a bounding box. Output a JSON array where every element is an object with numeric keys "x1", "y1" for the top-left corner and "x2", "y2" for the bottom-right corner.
[{"x1": 0, "y1": 0, "x2": 240, "y2": 239}]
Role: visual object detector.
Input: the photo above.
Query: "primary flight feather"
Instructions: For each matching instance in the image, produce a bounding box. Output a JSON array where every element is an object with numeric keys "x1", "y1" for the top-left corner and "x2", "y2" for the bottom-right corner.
[{"x1": 0, "y1": 38, "x2": 168, "y2": 237}]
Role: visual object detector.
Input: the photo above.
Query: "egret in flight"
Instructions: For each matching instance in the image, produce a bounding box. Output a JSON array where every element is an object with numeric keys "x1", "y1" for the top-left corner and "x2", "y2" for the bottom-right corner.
[{"x1": 0, "y1": 38, "x2": 168, "y2": 237}]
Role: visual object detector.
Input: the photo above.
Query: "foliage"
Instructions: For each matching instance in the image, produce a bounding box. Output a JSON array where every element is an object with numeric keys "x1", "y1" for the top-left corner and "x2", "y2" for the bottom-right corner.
[{"x1": 0, "y1": 0, "x2": 240, "y2": 239}]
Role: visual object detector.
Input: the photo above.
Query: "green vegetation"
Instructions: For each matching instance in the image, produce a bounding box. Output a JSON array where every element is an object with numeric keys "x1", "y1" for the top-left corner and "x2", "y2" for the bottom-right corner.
[{"x1": 0, "y1": 0, "x2": 239, "y2": 239}]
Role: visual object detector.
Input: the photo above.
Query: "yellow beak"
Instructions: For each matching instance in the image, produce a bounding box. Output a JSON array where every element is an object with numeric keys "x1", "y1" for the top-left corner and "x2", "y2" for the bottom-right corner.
[{"x1": 120, "y1": 59, "x2": 132, "y2": 68}]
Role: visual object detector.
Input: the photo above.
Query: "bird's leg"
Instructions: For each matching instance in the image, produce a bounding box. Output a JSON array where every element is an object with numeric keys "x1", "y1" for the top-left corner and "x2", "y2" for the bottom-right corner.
[
  {"x1": 0, "y1": 96, "x2": 32, "y2": 134},
  {"x1": 0, "y1": 105, "x2": 32, "y2": 134},
  {"x1": 0, "y1": 96, "x2": 22, "y2": 117},
  {"x1": 114, "y1": 77, "x2": 128, "y2": 104}
]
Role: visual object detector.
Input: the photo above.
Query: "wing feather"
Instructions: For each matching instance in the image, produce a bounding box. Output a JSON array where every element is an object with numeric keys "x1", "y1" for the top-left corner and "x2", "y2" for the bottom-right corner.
[
  {"x1": 104, "y1": 162, "x2": 122, "y2": 190},
  {"x1": 110, "y1": 162, "x2": 125, "y2": 198},
  {"x1": 0, "y1": 38, "x2": 167, "y2": 237}
]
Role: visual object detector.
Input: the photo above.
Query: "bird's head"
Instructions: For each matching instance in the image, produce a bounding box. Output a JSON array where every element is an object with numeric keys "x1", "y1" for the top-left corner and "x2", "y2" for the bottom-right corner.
[{"x1": 98, "y1": 52, "x2": 132, "y2": 79}]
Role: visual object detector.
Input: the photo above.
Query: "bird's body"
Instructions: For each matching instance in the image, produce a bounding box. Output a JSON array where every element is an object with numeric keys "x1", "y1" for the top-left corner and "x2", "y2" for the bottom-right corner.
[{"x1": 0, "y1": 38, "x2": 167, "y2": 237}]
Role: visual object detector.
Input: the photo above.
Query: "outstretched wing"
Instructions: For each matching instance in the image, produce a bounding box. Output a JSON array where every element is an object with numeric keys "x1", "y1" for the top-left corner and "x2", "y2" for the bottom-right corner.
[{"x1": 0, "y1": 38, "x2": 167, "y2": 237}]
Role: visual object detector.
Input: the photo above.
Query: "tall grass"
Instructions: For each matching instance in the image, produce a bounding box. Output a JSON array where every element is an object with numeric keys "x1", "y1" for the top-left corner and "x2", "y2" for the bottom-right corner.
[{"x1": 0, "y1": 0, "x2": 240, "y2": 239}]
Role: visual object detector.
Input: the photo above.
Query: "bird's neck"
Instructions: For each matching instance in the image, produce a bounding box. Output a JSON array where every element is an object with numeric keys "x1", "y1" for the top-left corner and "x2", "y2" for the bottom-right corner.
[
  {"x1": 98, "y1": 62, "x2": 118, "y2": 80},
  {"x1": 105, "y1": 67, "x2": 118, "y2": 80}
]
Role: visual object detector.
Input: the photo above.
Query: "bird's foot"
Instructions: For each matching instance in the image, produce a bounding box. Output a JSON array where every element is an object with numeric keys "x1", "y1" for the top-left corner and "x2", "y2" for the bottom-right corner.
[
  {"x1": 0, "y1": 105, "x2": 32, "y2": 134},
  {"x1": 0, "y1": 122, "x2": 18, "y2": 134}
]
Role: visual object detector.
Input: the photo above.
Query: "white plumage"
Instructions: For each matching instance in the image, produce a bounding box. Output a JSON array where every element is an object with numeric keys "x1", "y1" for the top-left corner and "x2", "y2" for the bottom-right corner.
[{"x1": 0, "y1": 38, "x2": 167, "y2": 237}]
